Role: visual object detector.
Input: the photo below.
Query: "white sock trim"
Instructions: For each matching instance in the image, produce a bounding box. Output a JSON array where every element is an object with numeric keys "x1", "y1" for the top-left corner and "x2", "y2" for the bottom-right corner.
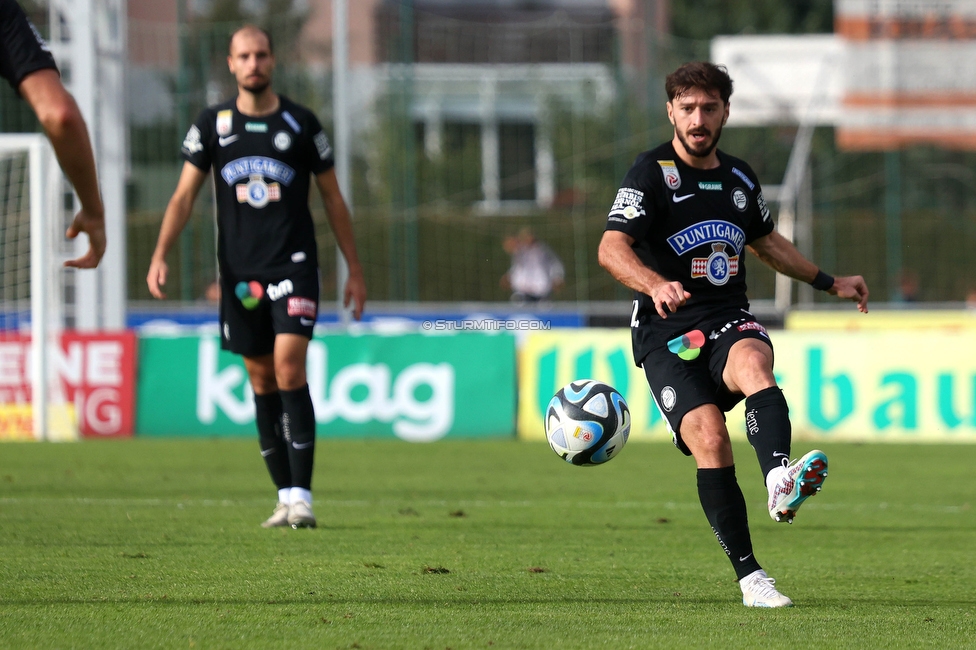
[
  {"x1": 278, "y1": 488, "x2": 291, "y2": 505},
  {"x1": 290, "y1": 487, "x2": 312, "y2": 506}
]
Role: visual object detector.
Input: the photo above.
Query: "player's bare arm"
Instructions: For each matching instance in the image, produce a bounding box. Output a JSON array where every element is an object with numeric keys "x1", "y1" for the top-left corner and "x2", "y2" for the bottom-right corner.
[
  {"x1": 18, "y1": 68, "x2": 106, "y2": 269},
  {"x1": 598, "y1": 230, "x2": 691, "y2": 319},
  {"x1": 315, "y1": 168, "x2": 366, "y2": 320},
  {"x1": 748, "y1": 230, "x2": 869, "y2": 313},
  {"x1": 147, "y1": 162, "x2": 208, "y2": 299}
]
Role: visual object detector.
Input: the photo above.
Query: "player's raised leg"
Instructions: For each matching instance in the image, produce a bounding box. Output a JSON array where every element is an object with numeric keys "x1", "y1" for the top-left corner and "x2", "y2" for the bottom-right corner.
[
  {"x1": 274, "y1": 333, "x2": 317, "y2": 529},
  {"x1": 766, "y1": 450, "x2": 828, "y2": 524}
]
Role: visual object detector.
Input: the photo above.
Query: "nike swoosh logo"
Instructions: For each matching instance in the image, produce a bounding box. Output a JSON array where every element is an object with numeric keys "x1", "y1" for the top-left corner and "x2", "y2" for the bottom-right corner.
[
  {"x1": 672, "y1": 193, "x2": 694, "y2": 203},
  {"x1": 300, "y1": 318, "x2": 315, "y2": 326},
  {"x1": 292, "y1": 441, "x2": 314, "y2": 450},
  {"x1": 739, "y1": 553, "x2": 753, "y2": 562},
  {"x1": 260, "y1": 449, "x2": 276, "y2": 457},
  {"x1": 219, "y1": 135, "x2": 240, "y2": 146},
  {"x1": 773, "y1": 452, "x2": 789, "y2": 458}
]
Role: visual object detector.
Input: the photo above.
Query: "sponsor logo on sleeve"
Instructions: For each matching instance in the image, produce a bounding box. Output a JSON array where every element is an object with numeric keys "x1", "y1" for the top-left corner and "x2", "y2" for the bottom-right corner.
[
  {"x1": 313, "y1": 132, "x2": 333, "y2": 160},
  {"x1": 731, "y1": 166, "x2": 755, "y2": 190},
  {"x1": 608, "y1": 188, "x2": 645, "y2": 220},
  {"x1": 657, "y1": 160, "x2": 681, "y2": 190},
  {"x1": 287, "y1": 297, "x2": 317, "y2": 319},
  {"x1": 216, "y1": 110, "x2": 233, "y2": 136},
  {"x1": 757, "y1": 190, "x2": 771, "y2": 222},
  {"x1": 182, "y1": 125, "x2": 204, "y2": 154}
]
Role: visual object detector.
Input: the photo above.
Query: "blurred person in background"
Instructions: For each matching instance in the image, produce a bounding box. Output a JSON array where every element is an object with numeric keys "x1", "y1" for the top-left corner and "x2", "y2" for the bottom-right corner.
[
  {"x1": 598, "y1": 61, "x2": 868, "y2": 608},
  {"x1": 147, "y1": 25, "x2": 366, "y2": 530},
  {"x1": 0, "y1": 0, "x2": 105, "y2": 268},
  {"x1": 501, "y1": 227, "x2": 565, "y2": 303}
]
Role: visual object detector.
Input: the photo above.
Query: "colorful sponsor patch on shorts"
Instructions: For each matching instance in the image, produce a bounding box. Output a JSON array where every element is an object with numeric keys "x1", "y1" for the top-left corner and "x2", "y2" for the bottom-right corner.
[
  {"x1": 287, "y1": 297, "x2": 317, "y2": 318},
  {"x1": 667, "y1": 329, "x2": 705, "y2": 361}
]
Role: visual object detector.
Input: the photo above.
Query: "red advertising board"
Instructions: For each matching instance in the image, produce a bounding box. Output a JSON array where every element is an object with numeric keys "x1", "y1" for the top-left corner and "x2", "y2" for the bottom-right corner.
[{"x1": 0, "y1": 331, "x2": 137, "y2": 438}]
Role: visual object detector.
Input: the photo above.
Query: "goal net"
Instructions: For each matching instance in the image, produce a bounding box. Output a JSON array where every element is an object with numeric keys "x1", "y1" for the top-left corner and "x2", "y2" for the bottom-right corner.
[{"x1": 0, "y1": 134, "x2": 77, "y2": 441}]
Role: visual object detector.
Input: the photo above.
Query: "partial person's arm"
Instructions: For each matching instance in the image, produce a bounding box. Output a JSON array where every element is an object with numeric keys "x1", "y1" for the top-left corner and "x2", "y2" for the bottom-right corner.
[
  {"x1": 747, "y1": 230, "x2": 869, "y2": 313},
  {"x1": 18, "y1": 68, "x2": 105, "y2": 268},
  {"x1": 315, "y1": 168, "x2": 366, "y2": 320},
  {"x1": 146, "y1": 162, "x2": 208, "y2": 299},
  {"x1": 598, "y1": 230, "x2": 691, "y2": 319}
]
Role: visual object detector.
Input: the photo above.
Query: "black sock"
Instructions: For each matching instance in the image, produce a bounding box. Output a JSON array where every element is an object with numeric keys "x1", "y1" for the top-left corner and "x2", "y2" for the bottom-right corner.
[
  {"x1": 744, "y1": 386, "x2": 792, "y2": 483},
  {"x1": 254, "y1": 391, "x2": 290, "y2": 490},
  {"x1": 697, "y1": 466, "x2": 763, "y2": 580},
  {"x1": 280, "y1": 384, "x2": 316, "y2": 490}
]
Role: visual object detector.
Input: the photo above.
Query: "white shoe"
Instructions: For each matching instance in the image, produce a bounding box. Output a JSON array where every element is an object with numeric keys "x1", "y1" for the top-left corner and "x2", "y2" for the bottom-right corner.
[
  {"x1": 740, "y1": 569, "x2": 793, "y2": 608},
  {"x1": 287, "y1": 500, "x2": 317, "y2": 529},
  {"x1": 260, "y1": 502, "x2": 290, "y2": 528},
  {"x1": 767, "y1": 450, "x2": 828, "y2": 524}
]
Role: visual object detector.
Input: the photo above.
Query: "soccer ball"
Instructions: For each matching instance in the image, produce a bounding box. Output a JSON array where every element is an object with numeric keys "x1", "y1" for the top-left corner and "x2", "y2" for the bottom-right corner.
[{"x1": 545, "y1": 379, "x2": 630, "y2": 466}]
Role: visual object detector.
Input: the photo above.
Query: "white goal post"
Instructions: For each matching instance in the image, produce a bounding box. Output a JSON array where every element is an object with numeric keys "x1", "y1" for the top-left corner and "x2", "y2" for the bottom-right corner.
[{"x1": 0, "y1": 133, "x2": 75, "y2": 441}]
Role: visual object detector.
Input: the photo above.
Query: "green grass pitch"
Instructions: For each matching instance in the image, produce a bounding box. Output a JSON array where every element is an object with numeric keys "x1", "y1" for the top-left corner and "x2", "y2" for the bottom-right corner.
[{"x1": 1, "y1": 438, "x2": 974, "y2": 649}]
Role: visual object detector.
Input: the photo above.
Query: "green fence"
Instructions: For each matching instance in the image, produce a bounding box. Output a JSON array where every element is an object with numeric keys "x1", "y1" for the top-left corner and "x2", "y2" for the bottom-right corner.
[{"x1": 5, "y1": 5, "x2": 976, "y2": 306}]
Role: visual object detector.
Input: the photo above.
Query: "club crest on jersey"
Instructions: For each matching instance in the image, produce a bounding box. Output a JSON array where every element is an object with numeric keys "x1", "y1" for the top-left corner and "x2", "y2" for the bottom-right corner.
[
  {"x1": 691, "y1": 243, "x2": 739, "y2": 286},
  {"x1": 273, "y1": 131, "x2": 292, "y2": 151},
  {"x1": 657, "y1": 160, "x2": 681, "y2": 190},
  {"x1": 216, "y1": 110, "x2": 233, "y2": 136},
  {"x1": 731, "y1": 188, "x2": 748, "y2": 211},
  {"x1": 236, "y1": 174, "x2": 281, "y2": 209}
]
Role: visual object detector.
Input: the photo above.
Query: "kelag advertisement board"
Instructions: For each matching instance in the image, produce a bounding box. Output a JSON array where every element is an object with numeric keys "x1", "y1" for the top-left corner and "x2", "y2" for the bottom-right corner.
[{"x1": 137, "y1": 332, "x2": 516, "y2": 440}]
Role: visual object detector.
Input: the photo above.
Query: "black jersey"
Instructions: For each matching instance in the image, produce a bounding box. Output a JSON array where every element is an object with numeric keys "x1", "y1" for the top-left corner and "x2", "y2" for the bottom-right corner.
[
  {"x1": 605, "y1": 141, "x2": 774, "y2": 366},
  {"x1": 181, "y1": 96, "x2": 335, "y2": 279},
  {"x1": 0, "y1": 0, "x2": 58, "y2": 91}
]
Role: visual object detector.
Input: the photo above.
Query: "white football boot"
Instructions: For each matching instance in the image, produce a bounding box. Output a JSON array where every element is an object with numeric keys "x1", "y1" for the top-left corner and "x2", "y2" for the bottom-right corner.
[
  {"x1": 740, "y1": 569, "x2": 793, "y2": 608},
  {"x1": 260, "y1": 502, "x2": 290, "y2": 528},
  {"x1": 287, "y1": 500, "x2": 317, "y2": 529},
  {"x1": 767, "y1": 450, "x2": 828, "y2": 524}
]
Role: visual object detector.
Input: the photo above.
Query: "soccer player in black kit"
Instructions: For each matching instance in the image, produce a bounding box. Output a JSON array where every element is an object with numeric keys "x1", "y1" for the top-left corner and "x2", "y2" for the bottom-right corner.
[
  {"x1": 147, "y1": 25, "x2": 367, "y2": 529},
  {"x1": 0, "y1": 0, "x2": 105, "y2": 268},
  {"x1": 599, "y1": 62, "x2": 869, "y2": 607}
]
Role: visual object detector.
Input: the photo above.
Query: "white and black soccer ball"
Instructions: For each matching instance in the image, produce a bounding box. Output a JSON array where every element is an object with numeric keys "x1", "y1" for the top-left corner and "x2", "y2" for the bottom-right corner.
[{"x1": 545, "y1": 379, "x2": 631, "y2": 466}]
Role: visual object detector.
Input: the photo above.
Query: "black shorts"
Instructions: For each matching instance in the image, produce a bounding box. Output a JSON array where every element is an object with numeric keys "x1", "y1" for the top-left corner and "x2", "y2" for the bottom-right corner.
[
  {"x1": 640, "y1": 310, "x2": 773, "y2": 456},
  {"x1": 219, "y1": 267, "x2": 320, "y2": 357}
]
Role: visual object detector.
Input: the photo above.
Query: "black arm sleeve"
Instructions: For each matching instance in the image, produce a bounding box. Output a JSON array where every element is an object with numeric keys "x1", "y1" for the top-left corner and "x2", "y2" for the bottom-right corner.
[{"x1": 0, "y1": 0, "x2": 58, "y2": 92}]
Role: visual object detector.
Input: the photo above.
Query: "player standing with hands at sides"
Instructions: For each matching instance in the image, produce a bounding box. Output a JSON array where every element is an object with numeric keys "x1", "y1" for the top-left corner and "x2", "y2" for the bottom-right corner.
[
  {"x1": 0, "y1": 0, "x2": 106, "y2": 268},
  {"x1": 598, "y1": 62, "x2": 868, "y2": 607},
  {"x1": 147, "y1": 25, "x2": 366, "y2": 529}
]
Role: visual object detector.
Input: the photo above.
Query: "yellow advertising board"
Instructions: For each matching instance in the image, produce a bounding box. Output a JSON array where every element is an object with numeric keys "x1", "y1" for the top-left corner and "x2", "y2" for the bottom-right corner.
[
  {"x1": 786, "y1": 310, "x2": 976, "y2": 332},
  {"x1": 519, "y1": 329, "x2": 976, "y2": 444},
  {"x1": 0, "y1": 404, "x2": 78, "y2": 442}
]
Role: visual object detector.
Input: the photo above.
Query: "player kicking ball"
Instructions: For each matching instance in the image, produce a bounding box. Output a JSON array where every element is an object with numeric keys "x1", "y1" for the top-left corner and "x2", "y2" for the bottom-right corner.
[
  {"x1": 598, "y1": 62, "x2": 868, "y2": 607},
  {"x1": 147, "y1": 25, "x2": 366, "y2": 529}
]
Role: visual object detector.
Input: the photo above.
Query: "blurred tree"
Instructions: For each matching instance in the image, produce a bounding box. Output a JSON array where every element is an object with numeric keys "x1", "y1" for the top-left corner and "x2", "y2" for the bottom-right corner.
[{"x1": 671, "y1": 0, "x2": 833, "y2": 40}]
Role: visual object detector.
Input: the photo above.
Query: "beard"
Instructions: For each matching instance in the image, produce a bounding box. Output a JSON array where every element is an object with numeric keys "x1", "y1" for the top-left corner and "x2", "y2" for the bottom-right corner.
[
  {"x1": 676, "y1": 124, "x2": 723, "y2": 158},
  {"x1": 241, "y1": 77, "x2": 271, "y2": 95}
]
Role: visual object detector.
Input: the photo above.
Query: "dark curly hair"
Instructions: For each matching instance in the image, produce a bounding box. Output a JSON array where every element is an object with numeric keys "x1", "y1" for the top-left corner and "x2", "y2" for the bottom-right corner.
[{"x1": 665, "y1": 62, "x2": 733, "y2": 104}]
